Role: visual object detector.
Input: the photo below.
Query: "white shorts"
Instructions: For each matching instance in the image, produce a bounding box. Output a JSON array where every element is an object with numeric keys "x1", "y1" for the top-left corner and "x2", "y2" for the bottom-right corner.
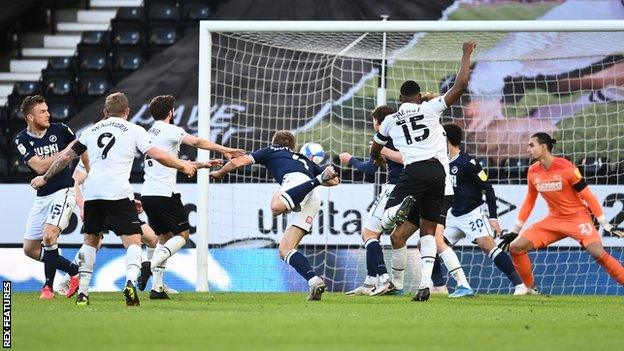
[
  {"x1": 364, "y1": 183, "x2": 395, "y2": 233},
  {"x1": 443, "y1": 206, "x2": 492, "y2": 245},
  {"x1": 24, "y1": 187, "x2": 76, "y2": 241},
  {"x1": 279, "y1": 172, "x2": 321, "y2": 233}
]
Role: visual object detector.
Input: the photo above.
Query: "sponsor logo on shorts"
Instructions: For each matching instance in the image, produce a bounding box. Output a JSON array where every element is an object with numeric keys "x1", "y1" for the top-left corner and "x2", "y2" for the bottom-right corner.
[
  {"x1": 306, "y1": 216, "x2": 313, "y2": 224},
  {"x1": 535, "y1": 181, "x2": 562, "y2": 192}
]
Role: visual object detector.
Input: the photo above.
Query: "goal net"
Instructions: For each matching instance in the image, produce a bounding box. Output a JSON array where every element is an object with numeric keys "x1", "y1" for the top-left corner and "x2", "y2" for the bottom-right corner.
[{"x1": 198, "y1": 21, "x2": 624, "y2": 295}]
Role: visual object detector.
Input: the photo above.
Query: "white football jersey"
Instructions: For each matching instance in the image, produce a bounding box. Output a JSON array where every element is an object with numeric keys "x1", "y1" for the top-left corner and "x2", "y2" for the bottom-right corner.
[
  {"x1": 435, "y1": 129, "x2": 454, "y2": 196},
  {"x1": 141, "y1": 120, "x2": 187, "y2": 197},
  {"x1": 374, "y1": 95, "x2": 448, "y2": 165},
  {"x1": 77, "y1": 117, "x2": 154, "y2": 201}
]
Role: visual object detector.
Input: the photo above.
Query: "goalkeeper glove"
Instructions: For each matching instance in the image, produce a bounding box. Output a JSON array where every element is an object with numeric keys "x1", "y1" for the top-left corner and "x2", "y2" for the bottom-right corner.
[
  {"x1": 497, "y1": 230, "x2": 518, "y2": 251},
  {"x1": 597, "y1": 215, "x2": 624, "y2": 238},
  {"x1": 608, "y1": 227, "x2": 624, "y2": 238}
]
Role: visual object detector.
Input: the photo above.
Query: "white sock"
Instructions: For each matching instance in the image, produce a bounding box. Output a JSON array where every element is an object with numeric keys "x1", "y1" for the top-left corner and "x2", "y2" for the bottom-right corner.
[
  {"x1": 381, "y1": 204, "x2": 401, "y2": 230},
  {"x1": 378, "y1": 273, "x2": 390, "y2": 285},
  {"x1": 150, "y1": 236, "x2": 185, "y2": 267},
  {"x1": 391, "y1": 246, "x2": 407, "y2": 290},
  {"x1": 307, "y1": 275, "x2": 321, "y2": 287},
  {"x1": 419, "y1": 235, "x2": 436, "y2": 290},
  {"x1": 151, "y1": 244, "x2": 167, "y2": 291},
  {"x1": 125, "y1": 244, "x2": 142, "y2": 285},
  {"x1": 440, "y1": 247, "x2": 470, "y2": 289},
  {"x1": 77, "y1": 244, "x2": 97, "y2": 296},
  {"x1": 152, "y1": 266, "x2": 164, "y2": 292},
  {"x1": 364, "y1": 275, "x2": 377, "y2": 286}
]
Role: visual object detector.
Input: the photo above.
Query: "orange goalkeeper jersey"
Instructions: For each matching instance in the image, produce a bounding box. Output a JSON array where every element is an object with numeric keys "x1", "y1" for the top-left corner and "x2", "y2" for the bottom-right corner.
[{"x1": 518, "y1": 157, "x2": 599, "y2": 221}]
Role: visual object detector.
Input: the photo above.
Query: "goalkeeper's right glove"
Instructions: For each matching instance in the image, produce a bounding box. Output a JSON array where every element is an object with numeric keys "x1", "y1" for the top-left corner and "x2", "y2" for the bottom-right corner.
[
  {"x1": 608, "y1": 227, "x2": 624, "y2": 238},
  {"x1": 498, "y1": 230, "x2": 518, "y2": 251}
]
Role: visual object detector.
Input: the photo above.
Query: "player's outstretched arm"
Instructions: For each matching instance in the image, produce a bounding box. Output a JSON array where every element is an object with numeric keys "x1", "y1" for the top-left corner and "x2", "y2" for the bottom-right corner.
[
  {"x1": 339, "y1": 152, "x2": 378, "y2": 175},
  {"x1": 181, "y1": 134, "x2": 245, "y2": 160},
  {"x1": 31, "y1": 140, "x2": 83, "y2": 189},
  {"x1": 146, "y1": 147, "x2": 197, "y2": 178},
  {"x1": 210, "y1": 155, "x2": 254, "y2": 180},
  {"x1": 578, "y1": 186, "x2": 624, "y2": 237},
  {"x1": 380, "y1": 147, "x2": 403, "y2": 164},
  {"x1": 194, "y1": 159, "x2": 223, "y2": 169},
  {"x1": 444, "y1": 40, "x2": 476, "y2": 107}
]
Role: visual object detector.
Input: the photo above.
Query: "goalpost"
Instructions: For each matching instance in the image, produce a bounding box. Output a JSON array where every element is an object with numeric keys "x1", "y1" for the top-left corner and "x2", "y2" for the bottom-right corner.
[{"x1": 197, "y1": 20, "x2": 624, "y2": 294}]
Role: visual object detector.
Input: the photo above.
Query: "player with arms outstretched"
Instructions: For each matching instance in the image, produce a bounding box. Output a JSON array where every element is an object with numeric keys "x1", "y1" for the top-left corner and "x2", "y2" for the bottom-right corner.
[
  {"x1": 137, "y1": 95, "x2": 241, "y2": 299},
  {"x1": 339, "y1": 105, "x2": 404, "y2": 295},
  {"x1": 15, "y1": 95, "x2": 81, "y2": 299},
  {"x1": 31, "y1": 92, "x2": 197, "y2": 306},
  {"x1": 499, "y1": 132, "x2": 624, "y2": 291},
  {"x1": 210, "y1": 130, "x2": 339, "y2": 300},
  {"x1": 371, "y1": 41, "x2": 476, "y2": 301}
]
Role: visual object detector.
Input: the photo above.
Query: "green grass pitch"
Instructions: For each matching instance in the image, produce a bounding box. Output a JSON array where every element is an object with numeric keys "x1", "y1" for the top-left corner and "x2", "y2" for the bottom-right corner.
[{"x1": 11, "y1": 292, "x2": 623, "y2": 351}]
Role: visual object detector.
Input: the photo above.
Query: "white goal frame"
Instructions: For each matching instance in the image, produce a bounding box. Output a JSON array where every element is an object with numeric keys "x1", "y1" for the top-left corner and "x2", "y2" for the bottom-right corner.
[{"x1": 195, "y1": 20, "x2": 624, "y2": 291}]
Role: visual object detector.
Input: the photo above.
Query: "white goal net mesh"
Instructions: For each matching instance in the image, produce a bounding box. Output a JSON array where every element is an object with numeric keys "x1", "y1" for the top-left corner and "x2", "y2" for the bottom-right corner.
[{"x1": 205, "y1": 29, "x2": 624, "y2": 295}]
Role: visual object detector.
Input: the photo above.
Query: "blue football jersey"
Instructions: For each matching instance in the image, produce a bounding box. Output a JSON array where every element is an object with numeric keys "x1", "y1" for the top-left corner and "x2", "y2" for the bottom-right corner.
[
  {"x1": 348, "y1": 139, "x2": 402, "y2": 184},
  {"x1": 250, "y1": 144, "x2": 323, "y2": 184},
  {"x1": 14, "y1": 123, "x2": 76, "y2": 196},
  {"x1": 449, "y1": 152, "x2": 497, "y2": 218}
]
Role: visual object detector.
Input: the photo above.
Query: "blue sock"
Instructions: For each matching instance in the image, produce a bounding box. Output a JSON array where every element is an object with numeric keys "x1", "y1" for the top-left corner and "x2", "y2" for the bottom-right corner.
[
  {"x1": 281, "y1": 178, "x2": 321, "y2": 210},
  {"x1": 284, "y1": 250, "x2": 317, "y2": 281},
  {"x1": 365, "y1": 239, "x2": 387, "y2": 275},
  {"x1": 489, "y1": 247, "x2": 522, "y2": 286},
  {"x1": 431, "y1": 255, "x2": 446, "y2": 287},
  {"x1": 57, "y1": 255, "x2": 79, "y2": 276},
  {"x1": 42, "y1": 245, "x2": 59, "y2": 288}
]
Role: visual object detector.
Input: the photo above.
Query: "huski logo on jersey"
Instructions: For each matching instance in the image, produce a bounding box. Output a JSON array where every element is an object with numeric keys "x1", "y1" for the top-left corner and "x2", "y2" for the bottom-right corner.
[
  {"x1": 34, "y1": 144, "x2": 59, "y2": 159},
  {"x1": 536, "y1": 181, "x2": 563, "y2": 192}
]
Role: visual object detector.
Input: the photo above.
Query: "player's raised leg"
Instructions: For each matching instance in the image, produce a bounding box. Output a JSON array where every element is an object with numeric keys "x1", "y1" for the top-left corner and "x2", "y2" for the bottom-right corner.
[{"x1": 272, "y1": 166, "x2": 337, "y2": 214}]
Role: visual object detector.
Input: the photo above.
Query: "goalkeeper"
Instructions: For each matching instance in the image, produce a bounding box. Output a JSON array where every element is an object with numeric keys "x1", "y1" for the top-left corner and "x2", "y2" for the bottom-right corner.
[{"x1": 499, "y1": 132, "x2": 624, "y2": 292}]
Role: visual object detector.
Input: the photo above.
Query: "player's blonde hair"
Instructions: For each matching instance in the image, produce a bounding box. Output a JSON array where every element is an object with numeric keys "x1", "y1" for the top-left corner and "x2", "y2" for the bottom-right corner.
[
  {"x1": 104, "y1": 92, "x2": 130, "y2": 117},
  {"x1": 20, "y1": 95, "x2": 46, "y2": 117}
]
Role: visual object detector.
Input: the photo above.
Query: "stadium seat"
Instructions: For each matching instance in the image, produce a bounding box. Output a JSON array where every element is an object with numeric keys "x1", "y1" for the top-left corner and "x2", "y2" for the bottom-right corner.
[
  {"x1": 46, "y1": 97, "x2": 77, "y2": 123},
  {"x1": 76, "y1": 74, "x2": 112, "y2": 110},
  {"x1": 180, "y1": 2, "x2": 212, "y2": 35},
  {"x1": 44, "y1": 56, "x2": 76, "y2": 75},
  {"x1": 146, "y1": 2, "x2": 180, "y2": 23},
  {"x1": 112, "y1": 49, "x2": 144, "y2": 84},
  {"x1": 77, "y1": 31, "x2": 111, "y2": 52},
  {"x1": 43, "y1": 76, "x2": 74, "y2": 97},
  {"x1": 112, "y1": 7, "x2": 146, "y2": 27},
  {"x1": 7, "y1": 81, "x2": 42, "y2": 120},
  {"x1": 146, "y1": 26, "x2": 179, "y2": 58},
  {"x1": 112, "y1": 26, "x2": 144, "y2": 47},
  {"x1": 77, "y1": 50, "x2": 112, "y2": 73}
]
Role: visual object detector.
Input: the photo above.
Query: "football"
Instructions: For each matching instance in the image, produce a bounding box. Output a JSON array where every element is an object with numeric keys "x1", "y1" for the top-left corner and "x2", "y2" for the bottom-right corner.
[{"x1": 299, "y1": 142, "x2": 325, "y2": 164}]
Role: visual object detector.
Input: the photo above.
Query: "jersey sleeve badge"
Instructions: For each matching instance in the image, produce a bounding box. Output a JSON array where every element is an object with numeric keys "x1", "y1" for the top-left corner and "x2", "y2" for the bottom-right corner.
[
  {"x1": 573, "y1": 167, "x2": 583, "y2": 180},
  {"x1": 477, "y1": 170, "x2": 488, "y2": 181}
]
